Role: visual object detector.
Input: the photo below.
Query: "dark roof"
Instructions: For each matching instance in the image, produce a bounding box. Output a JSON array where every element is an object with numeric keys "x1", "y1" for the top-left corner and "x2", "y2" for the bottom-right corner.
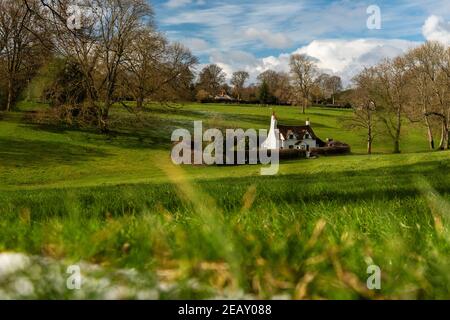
[{"x1": 277, "y1": 125, "x2": 326, "y2": 147}]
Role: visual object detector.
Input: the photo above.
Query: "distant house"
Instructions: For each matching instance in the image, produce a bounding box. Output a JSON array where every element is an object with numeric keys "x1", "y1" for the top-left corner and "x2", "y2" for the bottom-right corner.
[
  {"x1": 214, "y1": 90, "x2": 234, "y2": 101},
  {"x1": 261, "y1": 113, "x2": 326, "y2": 151}
]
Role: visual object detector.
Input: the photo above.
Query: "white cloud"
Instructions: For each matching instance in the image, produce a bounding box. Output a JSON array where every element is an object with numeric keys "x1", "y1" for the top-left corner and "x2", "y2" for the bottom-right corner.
[
  {"x1": 422, "y1": 15, "x2": 450, "y2": 45},
  {"x1": 295, "y1": 39, "x2": 419, "y2": 83},
  {"x1": 258, "y1": 54, "x2": 290, "y2": 73},
  {"x1": 181, "y1": 38, "x2": 210, "y2": 52},
  {"x1": 244, "y1": 28, "x2": 291, "y2": 49},
  {"x1": 166, "y1": 0, "x2": 192, "y2": 9}
]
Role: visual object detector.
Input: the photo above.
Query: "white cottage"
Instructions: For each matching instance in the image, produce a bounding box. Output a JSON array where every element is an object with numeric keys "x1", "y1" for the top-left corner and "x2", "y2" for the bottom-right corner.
[{"x1": 261, "y1": 113, "x2": 325, "y2": 151}]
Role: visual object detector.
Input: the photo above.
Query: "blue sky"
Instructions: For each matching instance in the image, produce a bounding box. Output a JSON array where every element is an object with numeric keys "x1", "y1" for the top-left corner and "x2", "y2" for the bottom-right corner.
[{"x1": 151, "y1": 0, "x2": 450, "y2": 85}]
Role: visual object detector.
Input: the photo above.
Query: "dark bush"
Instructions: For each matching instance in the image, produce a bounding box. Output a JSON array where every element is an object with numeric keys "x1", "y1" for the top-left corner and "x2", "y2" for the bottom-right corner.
[
  {"x1": 311, "y1": 145, "x2": 351, "y2": 156},
  {"x1": 279, "y1": 149, "x2": 307, "y2": 160},
  {"x1": 43, "y1": 60, "x2": 88, "y2": 107}
]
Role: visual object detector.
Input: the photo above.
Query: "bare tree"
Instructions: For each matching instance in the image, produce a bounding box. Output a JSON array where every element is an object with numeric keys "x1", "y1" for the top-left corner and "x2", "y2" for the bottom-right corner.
[
  {"x1": 314, "y1": 73, "x2": 330, "y2": 103},
  {"x1": 326, "y1": 75, "x2": 343, "y2": 105},
  {"x1": 256, "y1": 70, "x2": 292, "y2": 105},
  {"x1": 439, "y1": 43, "x2": 450, "y2": 149},
  {"x1": 0, "y1": 0, "x2": 43, "y2": 111},
  {"x1": 94, "y1": 0, "x2": 153, "y2": 131},
  {"x1": 313, "y1": 73, "x2": 342, "y2": 105},
  {"x1": 121, "y1": 29, "x2": 166, "y2": 110},
  {"x1": 374, "y1": 57, "x2": 411, "y2": 153},
  {"x1": 197, "y1": 64, "x2": 226, "y2": 97},
  {"x1": 27, "y1": 0, "x2": 154, "y2": 132},
  {"x1": 231, "y1": 71, "x2": 249, "y2": 102},
  {"x1": 407, "y1": 42, "x2": 449, "y2": 150},
  {"x1": 289, "y1": 54, "x2": 317, "y2": 114},
  {"x1": 257, "y1": 70, "x2": 279, "y2": 90},
  {"x1": 348, "y1": 68, "x2": 379, "y2": 154},
  {"x1": 404, "y1": 44, "x2": 438, "y2": 150},
  {"x1": 122, "y1": 31, "x2": 197, "y2": 109},
  {"x1": 273, "y1": 72, "x2": 292, "y2": 105},
  {"x1": 156, "y1": 42, "x2": 198, "y2": 102}
]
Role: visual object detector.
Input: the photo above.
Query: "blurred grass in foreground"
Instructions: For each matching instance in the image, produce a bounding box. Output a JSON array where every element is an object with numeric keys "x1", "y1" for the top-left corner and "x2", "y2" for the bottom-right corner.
[{"x1": 1, "y1": 158, "x2": 450, "y2": 299}]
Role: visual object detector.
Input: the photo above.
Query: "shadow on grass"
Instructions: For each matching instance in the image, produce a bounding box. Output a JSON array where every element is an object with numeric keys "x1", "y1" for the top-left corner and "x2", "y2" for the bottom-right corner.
[
  {"x1": 0, "y1": 157, "x2": 449, "y2": 221},
  {"x1": 199, "y1": 159, "x2": 450, "y2": 209},
  {"x1": 147, "y1": 104, "x2": 336, "y2": 130},
  {"x1": 0, "y1": 137, "x2": 110, "y2": 168},
  {"x1": 22, "y1": 118, "x2": 175, "y2": 151}
]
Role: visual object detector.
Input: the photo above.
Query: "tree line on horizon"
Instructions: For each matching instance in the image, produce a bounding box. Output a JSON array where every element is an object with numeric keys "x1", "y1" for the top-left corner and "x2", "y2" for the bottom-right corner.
[{"x1": 195, "y1": 61, "x2": 344, "y2": 110}]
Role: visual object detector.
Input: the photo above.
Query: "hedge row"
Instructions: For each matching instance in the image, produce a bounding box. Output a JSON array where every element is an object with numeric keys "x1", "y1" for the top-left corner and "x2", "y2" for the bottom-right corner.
[{"x1": 311, "y1": 145, "x2": 351, "y2": 156}]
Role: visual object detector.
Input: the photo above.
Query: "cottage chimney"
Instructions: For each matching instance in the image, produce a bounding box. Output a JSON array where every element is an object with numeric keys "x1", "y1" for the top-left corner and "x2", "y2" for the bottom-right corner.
[
  {"x1": 271, "y1": 112, "x2": 277, "y2": 128},
  {"x1": 262, "y1": 112, "x2": 279, "y2": 150},
  {"x1": 306, "y1": 118, "x2": 310, "y2": 126}
]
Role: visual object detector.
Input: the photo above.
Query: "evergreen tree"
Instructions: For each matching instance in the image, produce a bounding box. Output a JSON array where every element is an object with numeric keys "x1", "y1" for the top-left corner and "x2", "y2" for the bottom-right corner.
[{"x1": 259, "y1": 80, "x2": 270, "y2": 106}]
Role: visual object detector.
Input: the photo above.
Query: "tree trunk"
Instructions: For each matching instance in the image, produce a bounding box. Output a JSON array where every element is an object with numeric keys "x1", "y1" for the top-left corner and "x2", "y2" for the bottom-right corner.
[
  {"x1": 437, "y1": 120, "x2": 448, "y2": 150},
  {"x1": 447, "y1": 128, "x2": 450, "y2": 150},
  {"x1": 393, "y1": 107, "x2": 402, "y2": 153},
  {"x1": 101, "y1": 77, "x2": 116, "y2": 132},
  {"x1": 367, "y1": 125, "x2": 373, "y2": 154},
  {"x1": 428, "y1": 127, "x2": 435, "y2": 150},
  {"x1": 422, "y1": 103, "x2": 435, "y2": 150},
  {"x1": 438, "y1": 121, "x2": 445, "y2": 150},
  {"x1": 99, "y1": 109, "x2": 109, "y2": 133},
  {"x1": 99, "y1": 99, "x2": 111, "y2": 133},
  {"x1": 136, "y1": 96, "x2": 144, "y2": 111},
  {"x1": 393, "y1": 139, "x2": 400, "y2": 154},
  {"x1": 6, "y1": 78, "x2": 14, "y2": 112},
  {"x1": 444, "y1": 121, "x2": 449, "y2": 150},
  {"x1": 424, "y1": 115, "x2": 435, "y2": 150}
]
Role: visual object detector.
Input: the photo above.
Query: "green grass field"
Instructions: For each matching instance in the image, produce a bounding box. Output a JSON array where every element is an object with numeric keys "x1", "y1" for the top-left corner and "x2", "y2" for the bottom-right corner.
[{"x1": 1, "y1": 102, "x2": 450, "y2": 299}]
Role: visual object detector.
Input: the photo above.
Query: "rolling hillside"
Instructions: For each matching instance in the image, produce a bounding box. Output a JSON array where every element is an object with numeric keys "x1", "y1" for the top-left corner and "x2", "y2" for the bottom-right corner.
[{"x1": 0, "y1": 102, "x2": 449, "y2": 299}]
